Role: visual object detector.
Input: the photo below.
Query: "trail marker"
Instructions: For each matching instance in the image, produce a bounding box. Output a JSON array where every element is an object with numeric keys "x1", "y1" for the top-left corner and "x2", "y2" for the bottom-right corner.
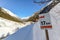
[{"x1": 39, "y1": 13, "x2": 52, "y2": 29}]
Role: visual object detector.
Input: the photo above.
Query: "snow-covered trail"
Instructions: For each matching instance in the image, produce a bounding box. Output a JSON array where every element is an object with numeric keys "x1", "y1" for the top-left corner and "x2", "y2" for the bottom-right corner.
[{"x1": 4, "y1": 23, "x2": 34, "y2": 40}]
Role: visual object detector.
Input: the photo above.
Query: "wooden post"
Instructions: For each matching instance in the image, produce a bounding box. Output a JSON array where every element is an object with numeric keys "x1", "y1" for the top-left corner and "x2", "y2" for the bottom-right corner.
[{"x1": 45, "y1": 29, "x2": 49, "y2": 40}]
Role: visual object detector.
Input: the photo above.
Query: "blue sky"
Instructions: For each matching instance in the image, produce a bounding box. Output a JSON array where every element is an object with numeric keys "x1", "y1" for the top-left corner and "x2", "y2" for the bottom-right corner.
[{"x1": 0, "y1": 0, "x2": 49, "y2": 18}]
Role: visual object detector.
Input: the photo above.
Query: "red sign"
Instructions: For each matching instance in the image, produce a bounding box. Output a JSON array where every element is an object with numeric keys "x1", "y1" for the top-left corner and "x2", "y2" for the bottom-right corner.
[
  {"x1": 41, "y1": 25, "x2": 52, "y2": 29},
  {"x1": 39, "y1": 16, "x2": 45, "y2": 18}
]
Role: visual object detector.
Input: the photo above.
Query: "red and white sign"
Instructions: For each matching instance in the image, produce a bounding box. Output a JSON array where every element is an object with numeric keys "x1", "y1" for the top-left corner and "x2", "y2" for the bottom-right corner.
[{"x1": 39, "y1": 13, "x2": 52, "y2": 29}]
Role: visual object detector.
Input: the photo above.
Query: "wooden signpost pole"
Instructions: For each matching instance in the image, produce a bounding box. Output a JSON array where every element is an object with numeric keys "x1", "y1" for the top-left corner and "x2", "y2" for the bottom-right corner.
[{"x1": 45, "y1": 29, "x2": 49, "y2": 40}]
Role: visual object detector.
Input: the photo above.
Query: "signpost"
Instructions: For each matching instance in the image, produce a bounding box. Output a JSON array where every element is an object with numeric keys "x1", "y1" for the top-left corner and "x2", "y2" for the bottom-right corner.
[
  {"x1": 33, "y1": 0, "x2": 54, "y2": 40},
  {"x1": 39, "y1": 13, "x2": 52, "y2": 29},
  {"x1": 39, "y1": 13, "x2": 52, "y2": 40}
]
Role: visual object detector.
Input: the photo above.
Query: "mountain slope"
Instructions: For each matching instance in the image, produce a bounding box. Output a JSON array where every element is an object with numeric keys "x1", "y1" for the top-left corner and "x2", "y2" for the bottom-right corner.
[
  {"x1": 25, "y1": 12, "x2": 39, "y2": 22},
  {"x1": 0, "y1": 7, "x2": 23, "y2": 23}
]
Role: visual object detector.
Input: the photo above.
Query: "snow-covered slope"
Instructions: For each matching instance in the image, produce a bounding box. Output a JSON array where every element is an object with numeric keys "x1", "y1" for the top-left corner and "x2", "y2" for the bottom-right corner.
[
  {"x1": 0, "y1": 18, "x2": 31, "y2": 39},
  {"x1": 0, "y1": 7, "x2": 32, "y2": 39}
]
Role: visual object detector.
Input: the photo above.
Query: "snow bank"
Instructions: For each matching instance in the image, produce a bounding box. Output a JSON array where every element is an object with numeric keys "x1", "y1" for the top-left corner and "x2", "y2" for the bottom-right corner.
[
  {"x1": 33, "y1": 3, "x2": 60, "y2": 40},
  {"x1": 0, "y1": 17, "x2": 31, "y2": 39}
]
